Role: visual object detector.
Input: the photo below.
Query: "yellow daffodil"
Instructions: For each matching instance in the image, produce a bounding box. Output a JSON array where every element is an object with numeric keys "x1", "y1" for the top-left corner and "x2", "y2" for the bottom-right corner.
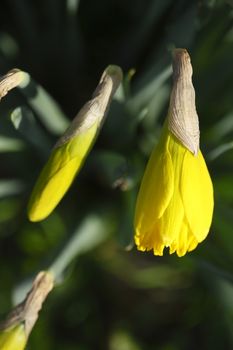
[
  {"x1": 134, "y1": 49, "x2": 214, "y2": 257},
  {"x1": 27, "y1": 65, "x2": 122, "y2": 222}
]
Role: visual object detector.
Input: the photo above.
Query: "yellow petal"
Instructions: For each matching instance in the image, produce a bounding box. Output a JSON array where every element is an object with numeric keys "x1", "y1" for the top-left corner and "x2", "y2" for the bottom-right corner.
[
  {"x1": 180, "y1": 150, "x2": 214, "y2": 242},
  {"x1": 0, "y1": 324, "x2": 26, "y2": 350},
  {"x1": 157, "y1": 133, "x2": 186, "y2": 246},
  {"x1": 135, "y1": 224, "x2": 165, "y2": 255},
  {"x1": 159, "y1": 189, "x2": 184, "y2": 247},
  {"x1": 169, "y1": 220, "x2": 197, "y2": 257},
  {"x1": 134, "y1": 147, "x2": 174, "y2": 236},
  {"x1": 187, "y1": 235, "x2": 198, "y2": 252},
  {"x1": 28, "y1": 121, "x2": 98, "y2": 222}
]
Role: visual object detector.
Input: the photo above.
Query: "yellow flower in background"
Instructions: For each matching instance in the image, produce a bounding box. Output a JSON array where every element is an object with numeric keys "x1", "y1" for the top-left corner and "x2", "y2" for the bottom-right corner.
[
  {"x1": 134, "y1": 49, "x2": 214, "y2": 257},
  {"x1": 0, "y1": 324, "x2": 26, "y2": 350},
  {"x1": 27, "y1": 65, "x2": 122, "y2": 222}
]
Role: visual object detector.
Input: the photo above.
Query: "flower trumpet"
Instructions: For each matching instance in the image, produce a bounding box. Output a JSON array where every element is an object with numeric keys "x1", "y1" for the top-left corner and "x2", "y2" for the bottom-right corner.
[
  {"x1": 27, "y1": 65, "x2": 122, "y2": 222},
  {"x1": 134, "y1": 49, "x2": 214, "y2": 257}
]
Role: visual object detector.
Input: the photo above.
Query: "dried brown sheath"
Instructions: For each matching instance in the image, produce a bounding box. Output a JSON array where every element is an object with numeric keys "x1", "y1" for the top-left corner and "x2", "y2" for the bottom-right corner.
[
  {"x1": 0, "y1": 271, "x2": 54, "y2": 339},
  {"x1": 168, "y1": 49, "x2": 200, "y2": 155}
]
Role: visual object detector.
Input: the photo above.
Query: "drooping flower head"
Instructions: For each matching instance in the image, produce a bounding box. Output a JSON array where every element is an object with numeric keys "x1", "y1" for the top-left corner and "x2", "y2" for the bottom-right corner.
[
  {"x1": 27, "y1": 65, "x2": 122, "y2": 222},
  {"x1": 134, "y1": 49, "x2": 214, "y2": 257}
]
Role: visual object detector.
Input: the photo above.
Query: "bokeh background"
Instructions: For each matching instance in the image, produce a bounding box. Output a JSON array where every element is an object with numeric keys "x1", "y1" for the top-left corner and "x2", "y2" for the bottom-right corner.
[{"x1": 0, "y1": 0, "x2": 233, "y2": 349}]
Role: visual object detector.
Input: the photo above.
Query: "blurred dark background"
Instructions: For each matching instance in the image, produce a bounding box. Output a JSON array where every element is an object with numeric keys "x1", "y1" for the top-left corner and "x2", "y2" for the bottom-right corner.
[{"x1": 0, "y1": 0, "x2": 233, "y2": 349}]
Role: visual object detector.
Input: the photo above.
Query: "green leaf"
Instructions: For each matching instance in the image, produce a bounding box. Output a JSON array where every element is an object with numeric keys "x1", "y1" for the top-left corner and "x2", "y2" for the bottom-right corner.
[
  {"x1": 11, "y1": 106, "x2": 52, "y2": 155},
  {"x1": 208, "y1": 141, "x2": 233, "y2": 161},
  {"x1": 18, "y1": 75, "x2": 69, "y2": 135},
  {"x1": 0, "y1": 135, "x2": 25, "y2": 152},
  {"x1": 12, "y1": 214, "x2": 109, "y2": 304},
  {"x1": 0, "y1": 179, "x2": 25, "y2": 197}
]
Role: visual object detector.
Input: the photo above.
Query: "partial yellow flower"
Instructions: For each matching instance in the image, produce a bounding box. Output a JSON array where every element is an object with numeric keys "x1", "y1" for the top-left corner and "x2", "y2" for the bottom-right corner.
[
  {"x1": 0, "y1": 271, "x2": 54, "y2": 350},
  {"x1": 0, "y1": 324, "x2": 26, "y2": 350},
  {"x1": 27, "y1": 65, "x2": 122, "y2": 222},
  {"x1": 134, "y1": 49, "x2": 214, "y2": 257}
]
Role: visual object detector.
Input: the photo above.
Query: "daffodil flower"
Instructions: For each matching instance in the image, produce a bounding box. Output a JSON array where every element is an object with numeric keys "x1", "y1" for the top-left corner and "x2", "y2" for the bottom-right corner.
[
  {"x1": 0, "y1": 272, "x2": 54, "y2": 350},
  {"x1": 134, "y1": 49, "x2": 214, "y2": 257},
  {"x1": 27, "y1": 65, "x2": 122, "y2": 222}
]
